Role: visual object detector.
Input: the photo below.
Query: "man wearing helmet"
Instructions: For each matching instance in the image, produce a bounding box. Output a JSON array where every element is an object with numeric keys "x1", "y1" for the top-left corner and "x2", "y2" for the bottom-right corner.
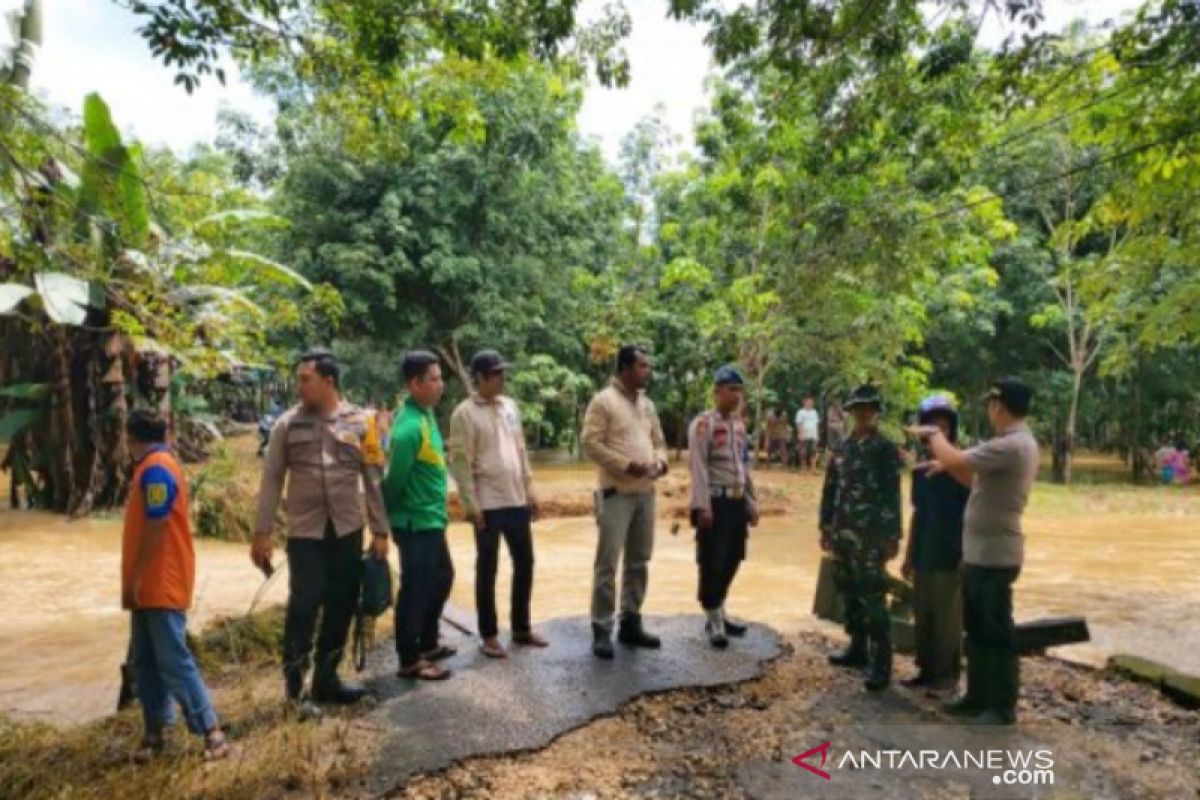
[{"x1": 902, "y1": 395, "x2": 971, "y2": 691}]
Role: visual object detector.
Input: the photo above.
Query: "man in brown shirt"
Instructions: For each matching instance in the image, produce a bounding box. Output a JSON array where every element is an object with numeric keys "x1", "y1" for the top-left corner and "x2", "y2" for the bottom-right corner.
[
  {"x1": 581, "y1": 345, "x2": 668, "y2": 659},
  {"x1": 448, "y1": 350, "x2": 548, "y2": 659},
  {"x1": 252, "y1": 350, "x2": 390, "y2": 714}
]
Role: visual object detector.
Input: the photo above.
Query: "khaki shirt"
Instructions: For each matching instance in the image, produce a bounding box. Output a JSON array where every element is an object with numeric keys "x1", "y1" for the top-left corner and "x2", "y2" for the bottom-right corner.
[
  {"x1": 254, "y1": 400, "x2": 389, "y2": 540},
  {"x1": 687, "y1": 410, "x2": 758, "y2": 514},
  {"x1": 581, "y1": 380, "x2": 668, "y2": 494},
  {"x1": 448, "y1": 393, "x2": 535, "y2": 515},
  {"x1": 963, "y1": 422, "x2": 1039, "y2": 567}
]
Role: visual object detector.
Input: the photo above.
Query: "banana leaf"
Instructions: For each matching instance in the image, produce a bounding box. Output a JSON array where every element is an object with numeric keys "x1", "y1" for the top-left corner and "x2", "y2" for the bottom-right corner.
[
  {"x1": 0, "y1": 408, "x2": 43, "y2": 442},
  {"x1": 0, "y1": 283, "x2": 34, "y2": 315},
  {"x1": 0, "y1": 382, "x2": 50, "y2": 401}
]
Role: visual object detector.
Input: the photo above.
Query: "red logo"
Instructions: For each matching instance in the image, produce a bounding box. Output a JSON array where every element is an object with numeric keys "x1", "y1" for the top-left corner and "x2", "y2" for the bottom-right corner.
[{"x1": 792, "y1": 741, "x2": 832, "y2": 780}]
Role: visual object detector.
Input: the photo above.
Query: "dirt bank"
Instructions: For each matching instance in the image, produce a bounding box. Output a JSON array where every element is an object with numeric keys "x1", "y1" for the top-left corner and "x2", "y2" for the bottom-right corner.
[
  {"x1": 401, "y1": 632, "x2": 1200, "y2": 800},
  {"x1": 4, "y1": 616, "x2": 1195, "y2": 799}
]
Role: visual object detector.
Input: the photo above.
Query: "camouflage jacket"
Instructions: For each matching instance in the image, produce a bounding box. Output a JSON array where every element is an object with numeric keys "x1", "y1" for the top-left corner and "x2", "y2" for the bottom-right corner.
[{"x1": 819, "y1": 430, "x2": 902, "y2": 542}]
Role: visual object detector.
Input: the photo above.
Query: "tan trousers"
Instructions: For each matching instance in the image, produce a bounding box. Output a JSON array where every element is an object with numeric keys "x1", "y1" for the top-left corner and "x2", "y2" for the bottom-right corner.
[
  {"x1": 591, "y1": 490, "x2": 656, "y2": 632},
  {"x1": 913, "y1": 567, "x2": 962, "y2": 682}
]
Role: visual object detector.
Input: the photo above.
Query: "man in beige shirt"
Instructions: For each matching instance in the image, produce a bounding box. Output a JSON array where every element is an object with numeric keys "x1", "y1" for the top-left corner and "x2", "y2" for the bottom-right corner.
[
  {"x1": 448, "y1": 350, "x2": 548, "y2": 659},
  {"x1": 252, "y1": 350, "x2": 390, "y2": 715},
  {"x1": 580, "y1": 345, "x2": 668, "y2": 659}
]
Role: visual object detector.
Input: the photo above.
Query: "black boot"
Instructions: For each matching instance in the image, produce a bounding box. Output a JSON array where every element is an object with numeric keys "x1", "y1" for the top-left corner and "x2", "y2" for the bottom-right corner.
[
  {"x1": 969, "y1": 649, "x2": 1017, "y2": 725},
  {"x1": 592, "y1": 623, "x2": 615, "y2": 660},
  {"x1": 723, "y1": 617, "x2": 748, "y2": 638},
  {"x1": 827, "y1": 632, "x2": 868, "y2": 668},
  {"x1": 312, "y1": 678, "x2": 368, "y2": 705},
  {"x1": 944, "y1": 643, "x2": 987, "y2": 717},
  {"x1": 284, "y1": 668, "x2": 322, "y2": 721},
  {"x1": 864, "y1": 636, "x2": 892, "y2": 692},
  {"x1": 618, "y1": 614, "x2": 662, "y2": 649}
]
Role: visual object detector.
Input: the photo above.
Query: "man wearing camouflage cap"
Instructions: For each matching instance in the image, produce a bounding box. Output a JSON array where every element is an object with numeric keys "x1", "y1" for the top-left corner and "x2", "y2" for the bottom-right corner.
[
  {"x1": 687, "y1": 366, "x2": 761, "y2": 648},
  {"x1": 819, "y1": 385, "x2": 903, "y2": 691}
]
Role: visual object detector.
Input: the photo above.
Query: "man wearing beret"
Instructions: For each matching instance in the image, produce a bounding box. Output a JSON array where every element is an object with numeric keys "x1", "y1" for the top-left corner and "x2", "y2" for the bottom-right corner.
[{"x1": 687, "y1": 366, "x2": 760, "y2": 648}]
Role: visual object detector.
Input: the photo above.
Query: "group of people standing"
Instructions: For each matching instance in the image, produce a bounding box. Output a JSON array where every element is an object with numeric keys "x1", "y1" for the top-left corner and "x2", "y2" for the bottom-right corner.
[
  {"x1": 820, "y1": 378, "x2": 1038, "y2": 726},
  {"x1": 116, "y1": 345, "x2": 1038, "y2": 761},
  {"x1": 761, "y1": 397, "x2": 845, "y2": 471}
]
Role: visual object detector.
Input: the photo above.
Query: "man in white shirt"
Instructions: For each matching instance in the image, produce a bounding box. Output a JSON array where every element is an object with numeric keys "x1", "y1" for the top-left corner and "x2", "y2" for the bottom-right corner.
[
  {"x1": 794, "y1": 396, "x2": 821, "y2": 472},
  {"x1": 448, "y1": 350, "x2": 548, "y2": 660}
]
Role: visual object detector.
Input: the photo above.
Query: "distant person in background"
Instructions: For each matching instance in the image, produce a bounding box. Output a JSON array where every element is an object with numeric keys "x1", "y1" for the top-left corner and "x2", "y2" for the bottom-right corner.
[
  {"x1": 766, "y1": 409, "x2": 789, "y2": 466},
  {"x1": 1170, "y1": 440, "x2": 1190, "y2": 484},
  {"x1": 825, "y1": 398, "x2": 846, "y2": 455},
  {"x1": 794, "y1": 396, "x2": 821, "y2": 472},
  {"x1": 1155, "y1": 440, "x2": 1177, "y2": 484},
  {"x1": 902, "y1": 396, "x2": 970, "y2": 691},
  {"x1": 910, "y1": 376, "x2": 1038, "y2": 726},
  {"x1": 122, "y1": 409, "x2": 228, "y2": 761}
]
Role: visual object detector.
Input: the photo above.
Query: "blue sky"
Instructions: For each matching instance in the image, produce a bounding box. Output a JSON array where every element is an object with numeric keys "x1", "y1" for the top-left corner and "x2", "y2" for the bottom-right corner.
[{"x1": 3, "y1": 0, "x2": 1141, "y2": 164}]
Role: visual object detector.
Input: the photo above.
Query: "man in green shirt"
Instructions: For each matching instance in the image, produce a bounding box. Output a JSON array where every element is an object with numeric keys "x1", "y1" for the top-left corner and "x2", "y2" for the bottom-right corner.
[{"x1": 382, "y1": 351, "x2": 455, "y2": 681}]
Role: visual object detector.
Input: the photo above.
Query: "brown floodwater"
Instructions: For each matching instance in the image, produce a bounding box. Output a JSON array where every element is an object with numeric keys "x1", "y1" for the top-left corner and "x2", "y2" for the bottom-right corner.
[
  {"x1": 0, "y1": 510, "x2": 286, "y2": 725},
  {"x1": 1, "y1": 459, "x2": 1199, "y2": 726}
]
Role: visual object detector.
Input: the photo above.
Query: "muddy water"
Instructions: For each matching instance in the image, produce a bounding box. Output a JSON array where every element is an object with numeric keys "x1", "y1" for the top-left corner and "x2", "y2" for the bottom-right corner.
[
  {"x1": 0, "y1": 511, "x2": 284, "y2": 725},
  {"x1": 2, "y1": 461, "x2": 1200, "y2": 726}
]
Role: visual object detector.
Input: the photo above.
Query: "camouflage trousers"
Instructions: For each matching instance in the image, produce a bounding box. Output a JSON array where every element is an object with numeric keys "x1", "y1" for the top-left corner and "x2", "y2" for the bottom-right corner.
[{"x1": 830, "y1": 530, "x2": 891, "y2": 639}]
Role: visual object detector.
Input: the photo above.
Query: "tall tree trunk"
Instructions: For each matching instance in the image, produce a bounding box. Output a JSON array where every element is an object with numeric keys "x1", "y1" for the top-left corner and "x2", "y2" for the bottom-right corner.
[
  {"x1": 1062, "y1": 368, "x2": 1082, "y2": 484},
  {"x1": 435, "y1": 337, "x2": 472, "y2": 395}
]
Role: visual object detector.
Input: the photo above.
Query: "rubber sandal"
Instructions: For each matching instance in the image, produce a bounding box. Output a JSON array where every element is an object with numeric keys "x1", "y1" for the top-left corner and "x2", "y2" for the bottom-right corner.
[
  {"x1": 420, "y1": 645, "x2": 457, "y2": 662},
  {"x1": 397, "y1": 661, "x2": 451, "y2": 681},
  {"x1": 480, "y1": 640, "x2": 508, "y2": 659},
  {"x1": 203, "y1": 730, "x2": 230, "y2": 761},
  {"x1": 513, "y1": 631, "x2": 549, "y2": 648}
]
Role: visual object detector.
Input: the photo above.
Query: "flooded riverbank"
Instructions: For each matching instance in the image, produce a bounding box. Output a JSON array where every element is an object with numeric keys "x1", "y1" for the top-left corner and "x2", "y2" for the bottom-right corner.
[{"x1": 2, "y1": 455, "x2": 1199, "y2": 726}]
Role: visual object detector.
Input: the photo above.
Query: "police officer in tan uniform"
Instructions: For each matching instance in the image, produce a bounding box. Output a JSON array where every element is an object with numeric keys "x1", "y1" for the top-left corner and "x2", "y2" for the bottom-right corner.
[
  {"x1": 253, "y1": 350, "x2": 390, "y2": 715},
  {"x1": 687, "y1": 366, "x2": 760, "y2": 648}
]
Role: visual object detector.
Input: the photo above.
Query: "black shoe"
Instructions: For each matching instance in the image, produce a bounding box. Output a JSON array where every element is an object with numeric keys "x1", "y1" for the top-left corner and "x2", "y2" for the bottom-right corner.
[
  {"x1": 864, "y1": 637, "x2": 892, "y2": 692},
  {"x1": 827, "y1": 633, "x2": 868, "y2": 668},
  {"x1": 705, "y1": 621, "x2": 729, "y2": 649},
  {"x1": 724, "y1": 619, "x2": 748, "y2": 638},
  {"x1": 900, "y1": 673, "x2": 933, "y2": 689},
  {"x1": 285, "y1": 698, "x2": 323, "y2": 722},
  {"x1": 617, "y1": 614, "x2": 662, "y2": 649},
  {"x1": 311, "y1": 680, "x2": 368, "y2": 705},
  {"x1": 944, "y1": 645, "x2": 988, "y2": 717},
  {"x1": 592, "y1": 623, "x2": 615, "y2": 660}
]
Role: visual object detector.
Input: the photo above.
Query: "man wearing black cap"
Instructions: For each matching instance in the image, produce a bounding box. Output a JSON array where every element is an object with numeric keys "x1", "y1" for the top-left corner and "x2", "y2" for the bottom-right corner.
[
  {"x1": 819, "y1": 385, "x2": 903, "y2": 691},
  {"x1": 687, "y1": 366, "x2": 761, "y2": 648},
  {"x1": 909, "y1": 376, "x2": 1038, "y2": 725},
  {"x1": 448, "y1": 350, "x2": 548, "y2": 660}
]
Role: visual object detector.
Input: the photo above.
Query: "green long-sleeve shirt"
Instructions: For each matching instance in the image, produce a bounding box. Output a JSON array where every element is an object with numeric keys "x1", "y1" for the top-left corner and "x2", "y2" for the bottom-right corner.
[{"x1": 382, "y1": 398, "x2": 449, "y2": 532}]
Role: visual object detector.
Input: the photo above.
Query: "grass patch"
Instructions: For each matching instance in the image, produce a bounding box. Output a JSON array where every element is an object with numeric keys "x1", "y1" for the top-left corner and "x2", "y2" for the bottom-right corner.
[{"x1": 0, "y1": 605, "x2": 371, "y2": 799}]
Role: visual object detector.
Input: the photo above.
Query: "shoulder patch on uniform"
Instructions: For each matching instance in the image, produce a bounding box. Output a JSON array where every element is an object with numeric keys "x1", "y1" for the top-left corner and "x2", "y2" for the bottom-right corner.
[{"x1": 695, "y1": 416, "x2": 709, "y2": 436}]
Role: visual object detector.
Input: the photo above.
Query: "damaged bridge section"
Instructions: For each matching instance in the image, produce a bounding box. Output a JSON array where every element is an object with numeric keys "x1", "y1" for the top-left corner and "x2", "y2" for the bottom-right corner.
[{"x1": 361, "y1": 614, "x2": 782, "y2": 793}]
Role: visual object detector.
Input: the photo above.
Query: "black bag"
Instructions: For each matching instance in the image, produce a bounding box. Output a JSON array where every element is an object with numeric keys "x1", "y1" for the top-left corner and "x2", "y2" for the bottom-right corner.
[
  {"x1": 353, "y1": 554, "x2": 394, "y2": 671},
  {"x1": 360, "y1": 554, "x2": 393, "y2": 617}
]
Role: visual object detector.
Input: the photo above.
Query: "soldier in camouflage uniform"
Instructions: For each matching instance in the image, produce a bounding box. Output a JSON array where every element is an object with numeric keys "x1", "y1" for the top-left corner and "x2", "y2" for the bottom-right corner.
[{"x1": 819, "y1": 385, "x2": 903, "y2": 691}]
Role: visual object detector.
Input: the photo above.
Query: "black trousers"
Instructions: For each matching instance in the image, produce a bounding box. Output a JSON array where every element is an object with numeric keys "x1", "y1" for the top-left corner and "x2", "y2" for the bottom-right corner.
[
  {"x1": 475, "y1": 506, "x2": 535, "y2": 639},
  {"x1": 695, "y1": 497, "x2": 749, "y2": 611},
  {"x1": 962, "y1": 564, "x2": 1020, "y2": 653},
  {"x1": 283, "y1": 524, "x2": 363, "y2": 693},
  {"x1": 394, "y1": 528, "x2": 455, "y2": 667}
]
